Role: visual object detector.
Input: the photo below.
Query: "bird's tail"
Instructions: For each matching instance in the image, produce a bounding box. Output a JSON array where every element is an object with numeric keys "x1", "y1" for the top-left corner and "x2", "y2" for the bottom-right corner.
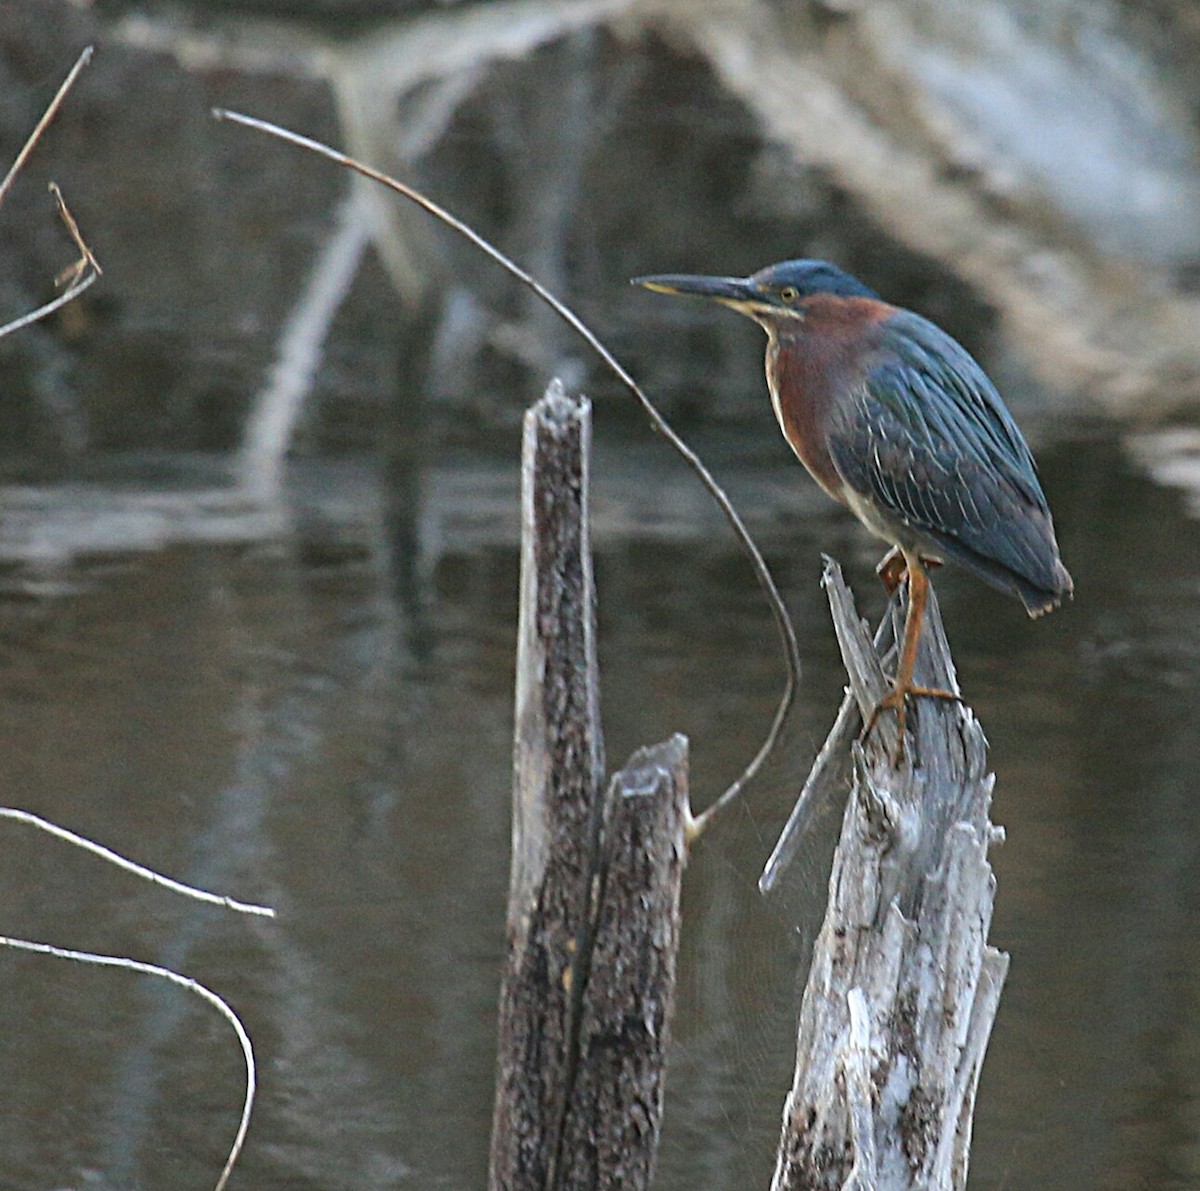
[{"x1": 1021, "y1": 558, "x2": 1074, "y2": 618}]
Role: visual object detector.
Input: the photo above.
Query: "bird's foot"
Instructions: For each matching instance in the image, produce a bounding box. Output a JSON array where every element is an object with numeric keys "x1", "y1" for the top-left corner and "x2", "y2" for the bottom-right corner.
[
  {"x1": 875, "y1": 548, "x2": 941, "y2": 596},
  {"x1": 861, "y1": 681, "x2": 961, "y2": 765},
  {"x1": 875, "y1": 547, "x2": 907, "y2": 595}
]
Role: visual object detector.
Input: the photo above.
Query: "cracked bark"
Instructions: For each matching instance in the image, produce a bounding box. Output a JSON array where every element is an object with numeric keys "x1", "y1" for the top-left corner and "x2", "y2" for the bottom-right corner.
[{"x1": 489, "y1": 382, "x2": 688, "y2": 1191}]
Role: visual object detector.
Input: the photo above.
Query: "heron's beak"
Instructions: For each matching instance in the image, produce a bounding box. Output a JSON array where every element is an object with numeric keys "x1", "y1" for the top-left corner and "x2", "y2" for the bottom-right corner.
[
  {"x1": 632, "y1": 273, "x2": 751, "y2": 300},
  {"x1": 632, "y1": 273, "x2": 776, "y2": 321}
]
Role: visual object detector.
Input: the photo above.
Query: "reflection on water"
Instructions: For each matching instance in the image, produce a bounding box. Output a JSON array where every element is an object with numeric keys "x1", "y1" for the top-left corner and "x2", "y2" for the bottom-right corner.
[{"x1": 0, "y1": 426, "x2": 1198, "y2": 1190}]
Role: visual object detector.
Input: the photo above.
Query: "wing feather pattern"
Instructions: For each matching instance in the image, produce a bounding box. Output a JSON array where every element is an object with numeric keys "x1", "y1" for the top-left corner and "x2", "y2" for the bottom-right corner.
[{"x1": 827, "y1": 310, "x2": 1072, "y2": 613}]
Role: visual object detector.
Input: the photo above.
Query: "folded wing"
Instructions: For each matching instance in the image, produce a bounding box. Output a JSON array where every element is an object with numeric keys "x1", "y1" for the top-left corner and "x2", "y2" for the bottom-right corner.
[{"x1": 827, "y1": 310, "x2": 1072, "y2": 614}]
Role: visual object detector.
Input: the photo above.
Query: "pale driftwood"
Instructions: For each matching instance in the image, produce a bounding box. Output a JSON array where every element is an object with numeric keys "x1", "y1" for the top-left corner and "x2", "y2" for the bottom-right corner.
[
  {"x1": 769, "y1": 558, "x2": 1008, "y2": 1191},
  {"x1": 760, "y1": 576, "x2": 894, "y2": 894},
  {"x1": 490, "y1": 381, "x2": 688, "y2": 1191}
]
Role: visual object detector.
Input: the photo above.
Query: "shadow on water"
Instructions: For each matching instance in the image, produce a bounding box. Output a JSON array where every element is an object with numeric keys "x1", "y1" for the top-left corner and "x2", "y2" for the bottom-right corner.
[{"x1": 0, "y1": 418, "x2": 1198, "y2": 1189}]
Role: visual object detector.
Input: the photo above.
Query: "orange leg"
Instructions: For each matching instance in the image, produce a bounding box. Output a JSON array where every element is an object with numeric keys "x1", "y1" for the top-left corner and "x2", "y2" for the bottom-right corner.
[{"x1": 863, "y1": 552, "x2": 960, "y2": 762}]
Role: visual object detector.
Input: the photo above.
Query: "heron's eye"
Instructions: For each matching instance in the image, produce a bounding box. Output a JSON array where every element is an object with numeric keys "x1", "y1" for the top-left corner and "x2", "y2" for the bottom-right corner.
[{"x1": 779, "y1": 286, "x2": 800, "y2": 304}]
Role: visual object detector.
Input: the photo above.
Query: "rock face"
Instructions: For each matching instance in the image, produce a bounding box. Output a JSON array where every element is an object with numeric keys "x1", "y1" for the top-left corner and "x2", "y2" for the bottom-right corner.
[{"x1": 4, "y1": 0, "x2": 1200, "y2": 466}]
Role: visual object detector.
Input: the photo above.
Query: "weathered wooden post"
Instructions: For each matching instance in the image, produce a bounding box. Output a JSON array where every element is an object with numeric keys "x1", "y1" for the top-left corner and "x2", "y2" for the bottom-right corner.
[
  {"x1": 767, "y1": 558, "x2": 1008, "y2": 1191},
  {"x1": 489, "y1": 380, "x2": 689, "y2": 1191},
  {"x1": 491, "y1": 381, "x2": 1005, "y2": 1191}
]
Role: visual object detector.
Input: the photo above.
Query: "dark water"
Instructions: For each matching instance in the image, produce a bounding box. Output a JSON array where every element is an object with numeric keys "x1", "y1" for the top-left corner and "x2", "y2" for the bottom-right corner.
[
  {"x1": 0, "y1": 423, "x2": 1198, "y2": 1191},
  {"x1": 2, "y1": 6, "x2": 1200, "y2": 1187}
]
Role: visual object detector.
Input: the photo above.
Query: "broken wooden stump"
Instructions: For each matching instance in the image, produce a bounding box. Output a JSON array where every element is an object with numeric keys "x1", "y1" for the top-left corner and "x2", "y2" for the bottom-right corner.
[
  {"x1": 768, "y1": 558, "x2": 1008, "y2": 1191},
  {"x1": 489, "y1": 381, "x2": 688, "y2": 1191},
  {"x1": 490, "y1": 380, "x2": 1005, "y2": 1191}
]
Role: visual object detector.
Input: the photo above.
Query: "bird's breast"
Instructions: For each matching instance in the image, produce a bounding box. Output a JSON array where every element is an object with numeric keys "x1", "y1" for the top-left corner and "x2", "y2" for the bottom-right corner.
[{"x1": 765, "y1": 330, "x2": 856, "y2": 504}]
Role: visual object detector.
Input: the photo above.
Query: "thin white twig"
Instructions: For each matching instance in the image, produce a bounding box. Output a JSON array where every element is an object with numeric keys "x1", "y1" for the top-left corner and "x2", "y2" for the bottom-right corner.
[
  {"x1": 0, "y1": 46, "x2": 93, "y2": 211},
  {"x1": 213, "y1": 107, "x2": 802, "y2": 836},
  {"x1": 0, "y1": 808, "x2": 275, "y2": 917},
  {"x1": 50, "y1": 181, "x2": 103, "y2": 283},
  {"x1": 0, "y1": 271, "x2": 97, "y2": 340},
  {"x1": 0, "y1": 47, "x2": 101, "y2": 343},
  {"x1": 0, "y1": 934, "x2": 255, "y2": 1191}
]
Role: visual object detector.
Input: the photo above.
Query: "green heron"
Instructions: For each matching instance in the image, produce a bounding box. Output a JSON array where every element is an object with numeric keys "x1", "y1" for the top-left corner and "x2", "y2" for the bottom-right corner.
[{"x1": 634, "y1": 259, "x2": 1073, "y2": 754}]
